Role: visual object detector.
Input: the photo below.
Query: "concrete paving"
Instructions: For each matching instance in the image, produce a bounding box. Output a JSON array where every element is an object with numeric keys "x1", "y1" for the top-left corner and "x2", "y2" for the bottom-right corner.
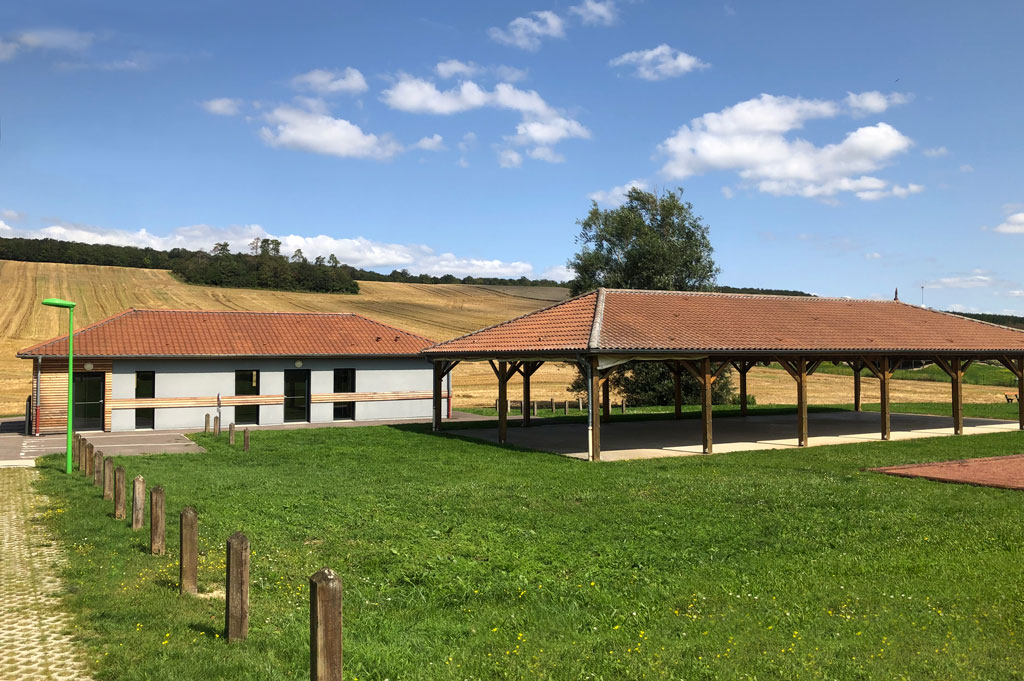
[{"x1": 451, "y1": 411, "x2": 1022, "y2": 461}]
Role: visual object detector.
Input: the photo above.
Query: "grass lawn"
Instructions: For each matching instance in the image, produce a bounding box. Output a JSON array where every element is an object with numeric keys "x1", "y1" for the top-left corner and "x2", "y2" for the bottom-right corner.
[
  {"x1": 770, "y1": 361, "x2": 1020, "y2": 387},
  {"x1": 36, "y1": 423, "x2": 1024, "y2": 680}
]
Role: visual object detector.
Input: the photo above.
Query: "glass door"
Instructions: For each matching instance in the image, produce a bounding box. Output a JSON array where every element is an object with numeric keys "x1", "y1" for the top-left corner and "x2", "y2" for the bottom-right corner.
[
  {"x1": 73, "y1": 372, "x2": 105, "y2": 431},
  {"x1": 283, "y1": 369, "x2": 310, "y2": 422}
]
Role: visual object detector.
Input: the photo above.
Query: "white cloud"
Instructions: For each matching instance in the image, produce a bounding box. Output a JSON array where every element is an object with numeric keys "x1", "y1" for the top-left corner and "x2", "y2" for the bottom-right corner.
[
  {"x1": 527, "y1": 146, "x2": 565, "y2": 163},
  {"x1": 1, "y1": 209, "x2": 25, "y2": 222},
  {"x1": 512, "y1": 116, "x2": 590, "y2": 146},
  {"x1": 658, "y1": 93, "x2": 917, "y2": 201},
  {"x1": 540, "y1": 265, "x2": 574, "y2": 281},
  {"x1": 960, "y1": 164, "x2": 974, "y2": 173},
  {"x1": 865, "y1": 251, "x2": 881, "y2": 260},
  {"x1": 0, "y1": 40, "x2": 18, "y2": 61},
  {"x1": 588, "y1": 179, "x2": 650, "y2": 207},
  {"x1": 436, "y1": 59, "x2": 481, "y2": 79},
  {"x1": 1008, "y1": 290, "x2": 1024, "y2": 298},
  {"x1": 498, "y1": 149, "x2": 523, "y2": 168},
  {"x1": 457, "y1": 132, "x2": 476, "y2": 167},
  {"x1": 18, "y1": 28, "x2": 94, "y2": 51},
  {"x1": 291, "y1": 68, "x2": 367, "y2": 95},
  {"x1": 845, "y1": 90, "x2": 911, "y2": 116},
  {"x1": 856, "y1": 183, "x2": 925, "y2": 201},
  {"x1": 994, "y1": 212, "x2": 1024, "y2": 234},
  {"x1": 259, "y1": 104, "x2": 402, "y2": 160},
  {"x1": 488, "y1": 11, "x2": 565, "y2": 50},
  {"x1": 720, "y1": 186, "x2": 735, "y2": 199},
  {"x1": 610, "y1": 44, "x2": 708, "y2": 81},
  {"x1": 494, "y1": 65, "x2": 528, "y2": 82},
  {"x1": 925, "y1": 269, "x2": 1001, "y2": 289},
  {"x1": 570, "y1": 0, "x2": 617, "y2": 26},
  {"x1": 202, "y1": 98, "x2": 243, "y2": 116},
  {"x1": 0, "y1": 220, "x2": 12, "y2": 233},
  {"x1": 414, "y1": 134, "x2": 445, "y2": 151},
  {"x1": 923, "y1": 146, "x2": 948, "y2": 157},
  {"x1": 381, "y1": 77, "x2": 490, "y2": 114}
]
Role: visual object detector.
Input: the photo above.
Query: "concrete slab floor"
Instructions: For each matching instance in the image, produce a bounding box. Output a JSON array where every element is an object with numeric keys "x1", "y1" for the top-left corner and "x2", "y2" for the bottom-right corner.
[{"x1": 450, "y1": 411, "x2": 1023, "y2": 462}]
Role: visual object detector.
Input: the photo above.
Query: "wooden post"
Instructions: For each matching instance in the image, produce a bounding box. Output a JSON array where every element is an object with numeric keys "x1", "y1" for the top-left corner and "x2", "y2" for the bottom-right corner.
[
  {"x1": 880, "y1": 357, "x2": 891, "y2": 440},
  {"x1": 113, "y1": 466, "x2": 126, "y2": 519},
  {"x1": 550, "y1": 398, "x2": 555, "y2": 413},
  {"x1": 432, "y1": 362, "x2": 443, "y2": 432},
  {"x1": 588, "y1": 357, "x2": 601, "y2": 462},
  {"x1": 578, "y1": 397, "x2": 583, "y2": 410},
  {"x1": 739, "y1": 367, "x2": 748, "y2": 416},
  {"x1": 103, "y1": 458, "x2": 114, "y2": 500},
  {"x1": 701, "y1": 358, "x2": 713, "y2": 454},
  {"x1": 497, "y1": 361, "x2": 508, "y2": 444},
  {"x1": 673, "y1": 363, "x2": 682, "y2": 420},
  {"x1": 852, "y1": 362, "x2": 862, "y2": 412},
  {"x1": 951, "y1": 357, "x2": 964, "y2": 435},
  {"x1": 131, "y1": 475, "x2": 146, "y2": 530},
  {"x1": 179, "y1": 507, "x2": 198, "y2": 595},
  {"x1": 563, "y1": 401, "x2": 568, "y2": 415},
  {"x1": 243, "y1": 428, "x2": 250, "y2": 451},
  {"x1": 226, "y1": 531, "x2": 250, "y2": 642},
  {"x1": 204, "y1": 413, "x2": 210, "y2": 433},
  {"x1": 796, "y1": 358, "x2": 808, "y2": 447},
  {"x1": 620, "y1": 399, "x2": 626, "y2": 415},
  {"x1": 84, "y1": 442, "x2": 94, "y2": 476},
  {"x1": 72, "y1": 434, "x2": 78, "y2": 470},
  {"x1": 309, "y1": 567, "x2": 344, "y2": 681},
  {"x1": 214, "y1": 415, "x2": 221, "y2": 436},
  {"x1": 601, "y1": 377, "x2": 610, "y2": 422},
  {"x1": 93, "y1": 450, "x2": 103, "y2": 487},
  {"x1": 229, "y1": 422, "x2": 236, "y2": 445},
  {"x1": 150, "y1": 486, "x2": 165, "y2": 555},
  {"x1": 522, "y1": 366, "x2": 532, "y2": 427}
]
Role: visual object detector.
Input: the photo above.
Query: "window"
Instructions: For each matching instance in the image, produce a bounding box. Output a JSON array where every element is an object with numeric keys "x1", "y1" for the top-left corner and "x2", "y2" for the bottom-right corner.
[
  {"x1": 333, "y1": 368, "x2": 355, "y2": 420},
  {"x1": 234, "y1": 370, "x2": 260, "y2": 425},
  {"x1": 135, "y1": 371, "x2": 155, "y2": 429}
]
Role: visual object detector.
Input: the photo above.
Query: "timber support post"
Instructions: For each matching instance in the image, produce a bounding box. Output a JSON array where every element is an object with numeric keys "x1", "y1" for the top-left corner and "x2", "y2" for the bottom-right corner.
[
  {"x1": 518, "y1": 362, "x2": 543, "y2": 428},
  {"x1": 131, "y1": 476, "x2": 145, "y2": 531},
  {"x1": 93, "y1": 450, "x2": 104, "y2": 487},
  {"x1": 103, "y1": 458, "x2": 114, "y2": 500},
  {"x1": 150, "y1": 486, "x2": 165, "y2": 555},
  {"x1": 587, "y1": 356, "x2": 601, "y2": 462},
  {"x1": 679, "y1": 358, "x2": 731, "y2": 454},
  {"x1": 431, "y1": 360, "x2": 459, "y2": 432},
  {"x1": 671, "y1": 362, "x2": 683, "y2": 419},
  {"x1": 180, "y1": 507, "x2": 198, "y2": 595},
  {"x1": 309, "y1": 567, "x2": 344, "y2": 681},
  {"x1": 935, "y1": 356, "x2": 970, "y2": 435},
  {"x1": 601, "y1": 374, "x2": 611, "y2": 422},
  {"x1": 776, "y1": 358, "x2": 809, "y2": 446},
  {"x1": 226, "y1": 531, "x2": 250, "y2": 642},
  {"x1": 847, "y1": 361, "x2": 863, "y2": 412},
  {"x1": 488, "y1": 360, "x2": 521, "y2": 444},
  {"x1": 113, "y1": 466, "x2": 126, "y2": 519},
  {"x1": 731, "y1": 361, "x2": 754, "y2": 416},
  {"x1": 997, "y1": 355, "x2": 1024, "y2": 430},
  {"x1": 229, "y1": 423, "x2": 236, "y2": 445}
]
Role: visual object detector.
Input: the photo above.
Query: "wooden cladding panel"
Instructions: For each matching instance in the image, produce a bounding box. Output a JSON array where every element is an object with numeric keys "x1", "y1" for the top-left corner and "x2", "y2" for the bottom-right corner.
[
  {"x1": 310, "y1": 390, "x2": 447, "y2": 404},
  {"x1": 36, "y1": 359, "x2": 113, "y2": 434},
  {"x1": 108, "y1": 390, "x2": 449, "y2": 410}
]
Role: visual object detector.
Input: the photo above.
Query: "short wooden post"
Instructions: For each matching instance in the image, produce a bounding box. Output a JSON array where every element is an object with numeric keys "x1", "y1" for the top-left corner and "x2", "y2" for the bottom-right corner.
[
  {"x1": 229, "y1": 422, "x2": 236, "y2": 445},
  {"x1": 179, "y1": 507, "x2": 198, "y2": 595},
  {"x1": 214, "y1": 415, "x2": 221, "y2": 436},
  {"x1": 532, "y1": 401, "x2": 537, "y2": 417},
  {"x1": 103, "y1": 459, "x2": 114, "y2": 500},
  {"x1": 84, "y1": 442, "x2": 94, "y2": 476},
  {"x1": 113, "y1": 466, "x2": 126, "y2": 519},
  {"x1": 309, "y1": 567, "x2": 344, "y2": 681},
  {"x1": 673, "y1": 363, "x2": 682, "y2": 420},
  {"x1": 226, "y1": 531, "x2": 250, "y2": 642},
  {"x1": 796, "y1": 358, "x2": 808, "y2": 447},
  {"x1": 577, "y1": 397, "x2": 582, "y2": 410},
  {"x1": 494, "y1": 399, "x2": 498, "y2": 412},
  {"x1": 204, "y1": 413, "x2": 210, "y2": 433},
  {"x1": 620, "y1": 399, "x2": 626, "y2": 414},
  {"x1": 563, "y1": 401, "x2": 568, "y2": 415},
  {"x1": 150, "y1": 486, "x2": 165, "y2": 555},
  {"x1": 549, "y1": 398, "x2": 555, "y2": 413},
  {"x1": 243, "y1": 428, "x2": 250, "y2": 451},
  {"x1": 131, "y1": 476, "x2": 146, "y2": 530},
  {"x1": 93, "y1": 451, "x2": 104, "y2": 487}
]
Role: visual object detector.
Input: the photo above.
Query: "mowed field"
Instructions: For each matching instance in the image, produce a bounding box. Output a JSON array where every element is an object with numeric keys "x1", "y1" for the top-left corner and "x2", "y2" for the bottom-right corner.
[{"x1": 0, "y1": 259, "x2": 1013, "y2": 415}]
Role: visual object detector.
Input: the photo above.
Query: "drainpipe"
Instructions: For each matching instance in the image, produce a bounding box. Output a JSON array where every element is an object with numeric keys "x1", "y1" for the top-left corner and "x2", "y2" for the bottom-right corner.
[
  {"x1": 34, "y1": 357, "x2": 41, "y2": 436},
  {"x1": 446, "y1": 371, "x2": 452, "y2": 419}
]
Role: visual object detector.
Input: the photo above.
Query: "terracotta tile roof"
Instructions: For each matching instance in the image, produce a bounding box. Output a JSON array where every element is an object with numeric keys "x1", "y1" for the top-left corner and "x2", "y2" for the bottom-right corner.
[
  {"x1": 424, "y1": 289, "x2": 1024, "y2": 356},
  {"x1": 17, "y1": 309, "x2": 435, "y2": 358}
]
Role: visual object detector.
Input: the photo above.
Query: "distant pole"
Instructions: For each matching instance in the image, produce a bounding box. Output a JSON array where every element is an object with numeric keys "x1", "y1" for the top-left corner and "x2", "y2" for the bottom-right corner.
[
  {"x1": 42, "y1": 298, "x2": 77, "y2": 474},
  {"x1": 921, "y1": 286, "x2": 924, "y2": 306}
]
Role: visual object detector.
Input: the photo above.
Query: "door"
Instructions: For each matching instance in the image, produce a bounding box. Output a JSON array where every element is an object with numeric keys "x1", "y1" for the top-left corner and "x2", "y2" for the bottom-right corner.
[
  {"x1": 73, "y1": 372, "x2": 105, "y2": 431},
  {"x1": 284, "y1": 369, "x2": 310, "y2": 422}
]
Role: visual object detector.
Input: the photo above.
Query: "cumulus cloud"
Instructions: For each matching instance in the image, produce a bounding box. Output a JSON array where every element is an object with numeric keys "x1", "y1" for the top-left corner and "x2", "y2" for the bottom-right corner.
[
  {"x1": 18, "y1": 28, "x2": 94, "y2": 51},
  {"x1": 845, "y1": 90, "x2": 911, "y2": 116},
  {"x1": 588, "y1": 179, "x2": 650, "y2": 207},
  {"x1": 540, "y1": 265, "x2": 574, "y2": 281},
  {"x1": 0, "y1": 40, "x2": 18, "y2": 61},
  {"x1": 1, "y1": 220, "x2": 536, "y2": 277},
  {"x1": 259, "y1": 103, "x2": 402, "y2": 160},
  {"x1": 924, "y1": 269, "x2": 1014, "y2": 289},
  {"x1": 202, "y1": 98, "x2": 243, "y2": 116},
  {"x1": 610, "y1": 44, "x2": 708, "y2": 81},
  {"x1": 658, "y1": 93, "x2": 918, "y2": 201},
  {"x1": 498, "y1": 149, "x2": 523, "y2": 168},
  {"x1": 923, "y1": 146, "x2": 948, "y2": 157},
  {"x1": 527, "y1": 146, "x2": 565, "y2": 163},
  {"x1": 457, "y1": 132, "x2": 477, "y2": 167},
  {"x1": 570, "y1": 0, "x2": 617, "y2": 25},
  {"x1": 414, "y1": 134, "x2": 445, "y2": 151},
  {"x1": 488, "y1": 10, "x2": 565, "y2": 50},
  {"x1": 435, "y1": 60, "x2": 527, "y2": 82},
  {"x1": 994, "y1": 212, "x2": 1024, "y2": 234},
  {"x1": 1, "y1": 209, "x2": 25, "y2": 222},
  {"x1": 291, "y1": 67, "x2": 367, "y2": 95}
]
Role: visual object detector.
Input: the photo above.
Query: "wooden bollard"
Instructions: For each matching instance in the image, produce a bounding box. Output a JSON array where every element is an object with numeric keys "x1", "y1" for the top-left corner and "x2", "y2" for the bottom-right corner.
[
  {"x1": 309, "y1": 567, "x2": 343, "y2": 681},
  {"x1": 179, "y1": 507, "x2": 198, "y2": 595},
  {"x1": 563, "y1": 401, "x2": 568, "y2": 415},
  {"x1": 103, "y1": 459, "x2": 114, "y2": 500},
  {"x1": 494, "y1": 399, "x2": 498, "y2": 412},
  {"x1": 214, "y1": 415, "x2": 221, "y2": 436},
  {"x1": 578, "y1": 397, "x2": 583, "y2": 410},
  {"x1": 243, "y1": 428, "x2": 250, "y2": 451},
  {"x1": 621, "y1": 399, "x2": 626, "y2": 414},
  {"x1": 93, "y1": 451, "x2": 104, "y2": 487},
  {"x1": 226, "y1": 531, "x2": 250, "y2": 642},
  {"x1": 72, "y1": 434, "x2": 80, "y2": 470},
  {"x1": 204, "y1": 413, "x2": 210, "y2": 433},
  {"x1": 113, "y1": 467, "x2": 127, "y2": 519},
  {"x1": 85, "y1": 442, "x2": 94, "y2": 476},
  {"x1": 532, "y1": 401, "x2": 537, "y2": 416},
  {"x1": 150, "y1": 486, "x2": 165, "y2": 555},
  {"x1": 229, "y1": 422, "x2": 236, "y2": 445},
  {"x1": 550, "y1": 398, "x2": 555, "y2": 413},
  {"x1": 131, "y1": 476, "x2": 146, "y2": 530}
]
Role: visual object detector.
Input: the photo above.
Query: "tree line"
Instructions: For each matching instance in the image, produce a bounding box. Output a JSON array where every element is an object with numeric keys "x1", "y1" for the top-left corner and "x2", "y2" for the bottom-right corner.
[{"x1": 0, "y1": 236, "x2": 565, "y2": 294}]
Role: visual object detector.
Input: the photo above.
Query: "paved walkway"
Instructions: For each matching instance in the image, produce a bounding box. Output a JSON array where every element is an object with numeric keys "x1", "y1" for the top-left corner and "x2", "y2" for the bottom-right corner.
[
  {"x1": 0, "y1": 468, "x2": 91, "y2": 680},
  {"x1": 453, "y1": 411, "x2": 1022, "y2": 461}
]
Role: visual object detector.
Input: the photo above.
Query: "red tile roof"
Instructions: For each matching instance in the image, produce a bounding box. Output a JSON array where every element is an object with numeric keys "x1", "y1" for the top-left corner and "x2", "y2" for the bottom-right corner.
[
  {"x1": 424, "y1": 289, "x2": 1024, "y2": 356},
  {"x1": 17, "y1": 309, "x2": 435, "y2": 358}
]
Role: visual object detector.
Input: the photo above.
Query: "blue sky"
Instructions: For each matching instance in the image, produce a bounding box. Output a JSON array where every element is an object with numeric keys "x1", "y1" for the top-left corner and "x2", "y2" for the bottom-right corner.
[{"x1": 1, "y1": 1, "x2": 1023, "y2": 312}]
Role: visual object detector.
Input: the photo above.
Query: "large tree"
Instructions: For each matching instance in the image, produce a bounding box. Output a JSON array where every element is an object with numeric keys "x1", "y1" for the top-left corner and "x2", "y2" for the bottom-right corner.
[
  {"x1": 567, "y1": 187, "x2": 735, "y2": 406},
  {"x1": 569, "y1": 186, "x2": 718, "y2": 295}
]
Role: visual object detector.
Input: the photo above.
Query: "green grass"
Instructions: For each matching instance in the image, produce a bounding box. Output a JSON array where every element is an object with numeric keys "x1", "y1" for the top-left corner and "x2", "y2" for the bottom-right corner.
[
  {"x1": 36, "y1": 424, "x2": 1024, "y2": 681},
  {"x1": 772, "y1": 361, "x2": 1020, "y2": 387},
  {"x1": 864, "y1": 401, "x2": 1023, "y2": 420}
]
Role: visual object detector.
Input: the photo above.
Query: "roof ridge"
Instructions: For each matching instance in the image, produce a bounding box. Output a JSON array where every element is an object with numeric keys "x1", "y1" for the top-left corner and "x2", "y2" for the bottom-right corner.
[
  {"x1": 892, "y1": 299, "x2": 1024, "y2": 337},
  {"x1": 427, "y1": 289, "x2": 598, "y2": 349},
  {"x1": 602, "y1": 289, "x2": 903, "y2": 303},
  {"x1": 129, "y1": 308, "x2": 358, "y2": 317},
  {"x1": 588, "y1": 288, "x2": 606, "y2": 349},
  {"x1": 16, "y1": 308, "x2": 137, "y2": 356}
]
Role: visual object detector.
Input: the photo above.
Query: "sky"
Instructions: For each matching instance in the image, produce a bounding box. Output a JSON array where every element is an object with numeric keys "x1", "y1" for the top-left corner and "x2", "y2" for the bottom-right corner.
[{"x1": 1, "y1": 1, "x2": 1023, "y2": 313}]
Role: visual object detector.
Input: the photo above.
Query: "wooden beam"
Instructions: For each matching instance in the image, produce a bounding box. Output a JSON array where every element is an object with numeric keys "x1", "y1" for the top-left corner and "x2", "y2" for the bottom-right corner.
[
  {"x1": 701, "y1": 357, "x2": 713, "y2": 454},
  {"x1": 711, "y1": 361, "x2": 731, "y2": 383},
  {"x1": 678, "y1": 359, "x2": 702, "y2": 383},
  {"x1": 432, "y1": 362, "x2": 443, "y2": 432},
  {"x1": 601, "y1": 375, "x2": 611, "y2": 422},
  {"x1": 731, "y1": 361, "x2": 753, "y2": 416},
  {"x1": 588, "y1": 356, "x2": 601, "y2": 462},
  {"x1": 776, "y1": 358, "x2": 799, "y2": 381},
  {"x1": 497, "y1": 361, "x2": 508, "y2": 443},
  {"x1": 879, "y1": 357, "x2": 891, "y2": 440},
  {"x1": 796, "y1": 357, "x2": 808, "y2": 447},
  {"x1": 847, "y1": 361, "x2": 862, "y2": 412},
  {"x1": 673, "y1": 362, "x2": 682, "y2": 420},
  {"x1": 806, "y1": 360, "x2": 823, "y2": 376},
  {"x1": 522, "y1": 362, "x2": 533, "y2": 428},
  {"x1": 951, "y1": 356, "x2": 964, "y2": 436}
]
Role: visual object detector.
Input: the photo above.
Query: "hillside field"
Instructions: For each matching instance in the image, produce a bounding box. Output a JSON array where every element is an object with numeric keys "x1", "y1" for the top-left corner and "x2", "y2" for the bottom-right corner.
[{"x1": 0, "y1": 260, "x2": 1013, "y2": 416}]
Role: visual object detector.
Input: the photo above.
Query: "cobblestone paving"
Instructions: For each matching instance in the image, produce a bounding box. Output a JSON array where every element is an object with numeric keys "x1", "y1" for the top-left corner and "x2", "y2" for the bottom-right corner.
[{"x1": 0, "y1": 468, "x2": 91, "y2": 680}]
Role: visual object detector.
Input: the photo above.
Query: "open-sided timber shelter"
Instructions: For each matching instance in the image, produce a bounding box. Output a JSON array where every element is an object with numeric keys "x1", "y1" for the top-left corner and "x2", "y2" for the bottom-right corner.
[{"x1": 423, "y1": 289, "x2": 1024, "y2": 461}]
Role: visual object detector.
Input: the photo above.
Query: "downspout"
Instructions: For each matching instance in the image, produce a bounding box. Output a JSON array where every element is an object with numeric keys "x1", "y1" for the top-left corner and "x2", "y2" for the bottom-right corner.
[
  {"x1": 446, "y1": 370, "x2": 452, "y2": 419},
  {"x1": 34, "y1": 357, "x2": 41, "y2": 436}
]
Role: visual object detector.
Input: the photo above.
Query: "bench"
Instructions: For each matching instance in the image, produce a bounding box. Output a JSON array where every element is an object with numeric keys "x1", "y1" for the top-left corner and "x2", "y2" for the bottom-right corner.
[{"x1": 1006, "y1": 393, "x2": 1019, "y2": 403}]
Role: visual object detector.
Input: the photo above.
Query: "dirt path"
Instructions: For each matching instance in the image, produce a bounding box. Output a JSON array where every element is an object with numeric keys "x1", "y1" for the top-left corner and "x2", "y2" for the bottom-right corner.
[{"x1": 0, "y1": 468, "x2": 91, "y2": 680}]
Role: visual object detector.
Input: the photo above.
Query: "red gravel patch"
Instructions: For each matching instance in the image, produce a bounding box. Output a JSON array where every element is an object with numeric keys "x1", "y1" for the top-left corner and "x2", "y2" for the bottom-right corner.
[{"x1": 873, "y1": 454, "x2": 1024, "y2": 491}]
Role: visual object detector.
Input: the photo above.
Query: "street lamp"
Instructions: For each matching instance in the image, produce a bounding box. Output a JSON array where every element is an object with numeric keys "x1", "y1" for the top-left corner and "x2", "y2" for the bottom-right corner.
[{"x1": 42, "y1": 298, "x2": 76, "y2": 474}]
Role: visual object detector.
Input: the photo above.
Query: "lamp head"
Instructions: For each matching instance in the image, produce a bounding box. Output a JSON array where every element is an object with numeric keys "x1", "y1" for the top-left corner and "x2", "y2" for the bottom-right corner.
[{"x1": 42, "y1": 298, "x2": 76, "y2": 309}]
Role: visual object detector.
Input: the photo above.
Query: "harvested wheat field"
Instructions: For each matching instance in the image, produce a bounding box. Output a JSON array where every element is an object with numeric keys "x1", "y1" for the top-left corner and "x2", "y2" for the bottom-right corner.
[{"x1": 0, "y1": 259, "x2": 570, "y2": 414}]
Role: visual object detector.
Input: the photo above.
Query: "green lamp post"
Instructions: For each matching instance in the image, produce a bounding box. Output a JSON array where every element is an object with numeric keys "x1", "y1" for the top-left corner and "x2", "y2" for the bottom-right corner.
[{"x1": 42, "y1": 298, "x2": 76, "y2": 474}]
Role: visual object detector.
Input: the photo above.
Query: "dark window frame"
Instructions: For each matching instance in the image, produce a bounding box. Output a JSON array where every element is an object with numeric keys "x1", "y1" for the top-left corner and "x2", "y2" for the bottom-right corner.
[
  {"x1": 234, "y1": 370, "x2": 261, "y2": 425},
  {"x1": 333, "y1": 368, "x2": 356, "y2": 420},
  {"x1": 135, "y1": 371, "x2": 155, "y2": 430}
]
